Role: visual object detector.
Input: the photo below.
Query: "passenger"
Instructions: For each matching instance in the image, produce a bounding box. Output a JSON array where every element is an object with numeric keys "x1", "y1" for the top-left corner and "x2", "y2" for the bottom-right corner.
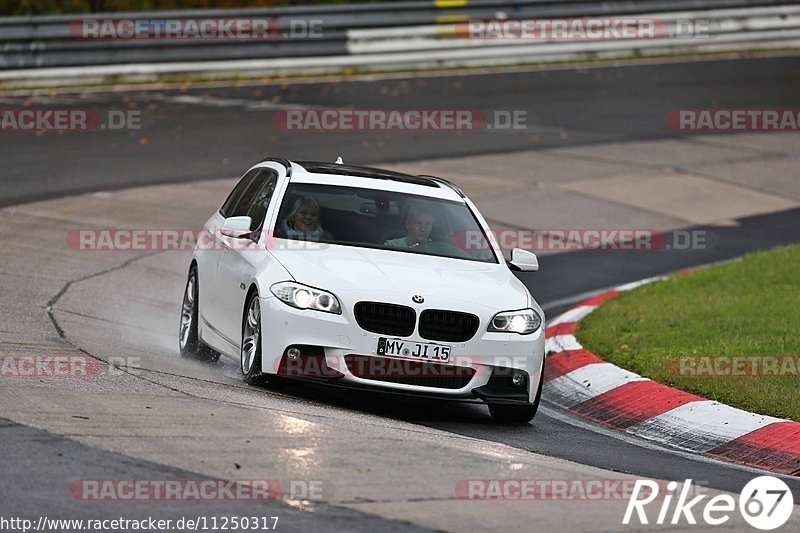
[
  {"x1": 281, "y1": 196, "x2": 333, "y2": 241},
  {"x1": 384, "y1": 205, "x2": 435, "y2": 248}
]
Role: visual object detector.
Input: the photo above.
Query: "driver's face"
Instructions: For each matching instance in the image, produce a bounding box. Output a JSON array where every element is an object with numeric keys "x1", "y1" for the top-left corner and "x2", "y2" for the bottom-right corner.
[{"x1": 406, "y1": 211, "x2": 434, "y2": 244}]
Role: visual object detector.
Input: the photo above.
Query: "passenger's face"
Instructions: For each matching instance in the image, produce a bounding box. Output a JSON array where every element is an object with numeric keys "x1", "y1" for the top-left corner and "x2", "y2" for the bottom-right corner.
[
  {"x1": 292, "y1": 202, "x2": 319, "y2": 231},
  {"x1": 406, "y1": 211, "x2": 434, "y2": 244}
]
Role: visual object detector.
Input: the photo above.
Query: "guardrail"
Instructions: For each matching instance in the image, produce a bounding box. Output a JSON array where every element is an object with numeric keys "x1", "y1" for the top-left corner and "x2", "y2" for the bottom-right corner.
[{"x1": 0, "y1": 0, "x2": 798, "y2": 84}]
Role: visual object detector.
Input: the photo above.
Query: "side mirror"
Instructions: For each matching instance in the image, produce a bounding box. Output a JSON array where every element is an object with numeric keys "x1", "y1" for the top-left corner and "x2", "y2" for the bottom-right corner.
[
  {"x1": 220, "y1": 216, "x2": 253, "y2": 239},
  {"x1": 510, "y1": 248, "x2": 539, "y2": 272}
]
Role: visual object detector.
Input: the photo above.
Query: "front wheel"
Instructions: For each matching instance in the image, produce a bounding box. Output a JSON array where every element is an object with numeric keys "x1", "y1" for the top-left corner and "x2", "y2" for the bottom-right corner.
[
  {"x1": 240, "y1": 292, "x2": 287, "y2": 389},
  {"x1": 179, "y1": 267, "x2": 220, "y2": 364}
]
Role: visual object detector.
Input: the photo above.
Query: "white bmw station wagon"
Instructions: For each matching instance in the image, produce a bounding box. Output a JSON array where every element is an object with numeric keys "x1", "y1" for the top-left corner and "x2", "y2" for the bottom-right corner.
[{"x1": 179, "y1": 158, "x2": 545, "y2": 423}]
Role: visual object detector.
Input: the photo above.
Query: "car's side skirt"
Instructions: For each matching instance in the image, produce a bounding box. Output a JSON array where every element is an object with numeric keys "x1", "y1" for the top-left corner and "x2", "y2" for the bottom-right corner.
[{"x1": 199, "y1": 313, "x2": 240, "y2": 360}]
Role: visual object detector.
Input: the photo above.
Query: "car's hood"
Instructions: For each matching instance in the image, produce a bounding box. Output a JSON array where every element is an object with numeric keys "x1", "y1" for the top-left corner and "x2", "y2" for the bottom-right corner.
[{"x1": 268, "y1": 244, "x2": 530, "y2": 311}]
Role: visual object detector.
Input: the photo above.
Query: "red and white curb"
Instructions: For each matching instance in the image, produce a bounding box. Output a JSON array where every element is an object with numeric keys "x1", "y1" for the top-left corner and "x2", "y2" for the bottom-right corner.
[{"x1": 544, "y1": 277, "x2": 800, "y2": 476}]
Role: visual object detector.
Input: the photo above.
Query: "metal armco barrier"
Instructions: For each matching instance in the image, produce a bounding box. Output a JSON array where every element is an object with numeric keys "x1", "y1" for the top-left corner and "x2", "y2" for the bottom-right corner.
[{"x1": 0, "y1": 0, "x2": 798, "y2": 81}]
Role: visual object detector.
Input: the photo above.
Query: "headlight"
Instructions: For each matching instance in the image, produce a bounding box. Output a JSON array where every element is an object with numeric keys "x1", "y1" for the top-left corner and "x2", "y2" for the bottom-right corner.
[
  {"x1": 488, "y1": 308, "x2": 541, "y2": 335},
  {"x1": 270, "y1": 282, "x2": 342, "y2": 314}
]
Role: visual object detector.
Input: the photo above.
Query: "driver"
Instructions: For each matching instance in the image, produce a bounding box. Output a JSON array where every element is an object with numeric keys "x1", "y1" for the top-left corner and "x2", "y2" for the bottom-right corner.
[{"x1": 384, "y1": 205, "x2": 435, "y2": 248}]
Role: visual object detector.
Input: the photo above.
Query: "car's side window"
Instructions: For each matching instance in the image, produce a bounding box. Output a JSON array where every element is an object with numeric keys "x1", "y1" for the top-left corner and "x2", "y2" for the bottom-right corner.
[
  {"x1": 219, "y1": 168, "x2": 261, "y2": 219},
  {"x1": 244, "y1": 170, "x2": 279, "y2": 232},
  {"x1": 228, "y1": 170, "x2": 270, "y2": 218}
]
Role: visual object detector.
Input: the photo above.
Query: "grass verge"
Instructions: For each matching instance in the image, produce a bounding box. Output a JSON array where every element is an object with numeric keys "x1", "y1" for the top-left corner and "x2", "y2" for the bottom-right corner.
[{"x1": 575, "y1": 245, "x2": 800, "y2": 421}]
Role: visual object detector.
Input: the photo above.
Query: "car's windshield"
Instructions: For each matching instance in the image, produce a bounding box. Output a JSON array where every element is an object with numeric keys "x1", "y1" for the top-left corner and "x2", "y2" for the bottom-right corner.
[{"x1": 274, "y1": 183, "x2": 498, "y2": 263}]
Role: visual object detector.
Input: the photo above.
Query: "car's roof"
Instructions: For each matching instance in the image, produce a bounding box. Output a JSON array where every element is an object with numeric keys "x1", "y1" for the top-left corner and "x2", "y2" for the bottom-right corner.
[{"x1": 258, "y1": 159, "x2": 466, "y2": 202}]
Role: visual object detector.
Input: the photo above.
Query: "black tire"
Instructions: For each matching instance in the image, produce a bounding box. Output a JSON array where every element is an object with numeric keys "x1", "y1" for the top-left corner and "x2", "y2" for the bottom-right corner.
[
  {"x1": 488, "y1": 403, "x2": 538, "y2": 424},
  {"x1": 488, "y1": 360, "x2": 545, "y2": 424},
  {"x1": 178, "y1": 266, "x2": 220, "y2": 364}
]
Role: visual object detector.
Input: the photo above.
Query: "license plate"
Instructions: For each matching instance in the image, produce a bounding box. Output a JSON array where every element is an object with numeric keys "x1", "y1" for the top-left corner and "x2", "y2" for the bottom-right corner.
[{"x1": 377, "y1": 338, "x2": 451, "y2": 363}]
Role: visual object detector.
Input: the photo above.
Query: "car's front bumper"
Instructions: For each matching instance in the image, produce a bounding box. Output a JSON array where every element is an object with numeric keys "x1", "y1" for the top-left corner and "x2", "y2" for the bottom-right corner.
[{"x1": 258, "y1": 295, "x2": 545, "y2": 404}]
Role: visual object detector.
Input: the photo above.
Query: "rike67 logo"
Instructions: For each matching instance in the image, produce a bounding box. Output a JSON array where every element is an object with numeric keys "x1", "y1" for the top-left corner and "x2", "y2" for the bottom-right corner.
[{"x1": 624, "y1": 477, "x2": 794, "y2": 530}]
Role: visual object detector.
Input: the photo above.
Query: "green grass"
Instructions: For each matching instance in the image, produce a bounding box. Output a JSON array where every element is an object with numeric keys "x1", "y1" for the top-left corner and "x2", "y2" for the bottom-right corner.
[{"x1": 575, "y1": 245, "x2": 800, "y2": 421}]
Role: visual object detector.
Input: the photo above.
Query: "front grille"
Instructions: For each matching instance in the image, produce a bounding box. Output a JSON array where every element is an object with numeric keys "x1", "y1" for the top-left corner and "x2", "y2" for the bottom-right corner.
[
  {"x1": 418, "y1": 309, "x2": 480, "y2": 342},
  {"x1": 344, "y1": 354, "x2": 475, "y2": 389},
  {"x1": 354, "y1": 301, "x2": 416, "y2": 337}
]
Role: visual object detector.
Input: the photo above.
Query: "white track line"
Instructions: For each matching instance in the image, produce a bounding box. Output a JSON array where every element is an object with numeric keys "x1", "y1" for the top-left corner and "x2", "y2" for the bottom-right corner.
[
  {"x1": 626, "y1": 400, "x2": 785, "y2": 452},
  {"x1": 545, "y1": 334, "x2": 582, "y2": 354},
  {"x1": 545, "y1": 363, "x2": 647, "y2": 409},
  {"x1": 548, "y1": 305, "x2": 597, "y2": 326}
]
